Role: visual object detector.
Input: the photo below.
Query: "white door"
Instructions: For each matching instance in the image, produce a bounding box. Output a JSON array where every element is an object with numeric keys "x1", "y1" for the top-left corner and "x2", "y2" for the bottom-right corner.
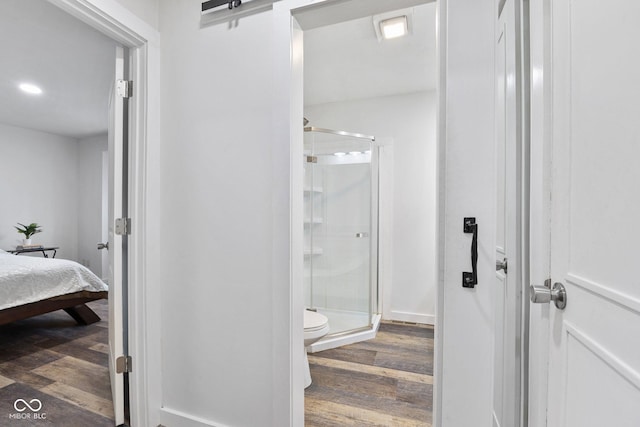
[
  {"x1": 108, "y1": 45, "x2": 127, "y2": 426},
  {"x1": 493, "y1": 1, "x2": 522, "y2": 426},
  {"x1": 532, "y1": 1, "x2": 640, "y2": 425}
]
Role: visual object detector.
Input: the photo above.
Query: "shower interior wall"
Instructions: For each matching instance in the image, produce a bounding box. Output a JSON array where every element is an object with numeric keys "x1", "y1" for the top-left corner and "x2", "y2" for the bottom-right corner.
[
  {"x1": 305, "y1": 90, "x2": 437, "y2": 324},
  {"x1": 303, "y1": 129, "x2": 376, "y2": 337}
]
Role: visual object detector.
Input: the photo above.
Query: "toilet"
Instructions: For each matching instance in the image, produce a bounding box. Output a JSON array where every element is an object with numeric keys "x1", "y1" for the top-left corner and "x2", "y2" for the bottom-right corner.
[{"x1": 303, "y1": 310, "x2": 330, "y2": 388}]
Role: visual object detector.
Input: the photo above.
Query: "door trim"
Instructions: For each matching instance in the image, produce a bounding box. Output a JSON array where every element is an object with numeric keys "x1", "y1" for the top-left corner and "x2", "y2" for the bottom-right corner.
[
  {"x1": 528, "y1": 0, "x2": 552, "y2": 425},
  {"x1": 46, "y1": 1, "x2": 160, "y2": 425},
  {"x1": 434, "y1": 2, "x2": 446, "y2": 425}
]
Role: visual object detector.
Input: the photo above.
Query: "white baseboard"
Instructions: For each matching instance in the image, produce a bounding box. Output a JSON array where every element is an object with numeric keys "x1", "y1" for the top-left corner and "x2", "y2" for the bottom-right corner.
[{"x1": 388, "y1": 310, "x2": 435, "y2": 325}]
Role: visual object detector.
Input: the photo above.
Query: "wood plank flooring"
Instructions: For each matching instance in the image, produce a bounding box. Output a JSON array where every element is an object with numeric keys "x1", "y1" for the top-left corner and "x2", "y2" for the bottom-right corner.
[
  {"x1": 0, "y1": 300, "x2": 114, "y2": 426},
  {"x1": 0, "y1": 303, "x2": 433, "y2": 427},
  {"x1": 305, "y1": 321, "x2": 433, "y2": 427}
]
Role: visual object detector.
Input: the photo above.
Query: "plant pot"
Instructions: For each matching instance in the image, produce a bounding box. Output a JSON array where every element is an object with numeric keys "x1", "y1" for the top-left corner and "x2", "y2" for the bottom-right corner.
[{"x1": 23, "y1": 239, "x2": 31, "y2": 246}]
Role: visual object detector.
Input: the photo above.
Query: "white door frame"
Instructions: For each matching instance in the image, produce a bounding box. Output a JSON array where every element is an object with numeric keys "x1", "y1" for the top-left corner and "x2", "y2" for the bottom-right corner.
[
  {"x1": 527, "y1": 0, "x2": 552, "y2": 425},
  {"x1": 46, "y1": 1, "x2": 160, "y2": 425},
  {"x1": 435, "y1": 1, "x2": 503, "y2": 425}
]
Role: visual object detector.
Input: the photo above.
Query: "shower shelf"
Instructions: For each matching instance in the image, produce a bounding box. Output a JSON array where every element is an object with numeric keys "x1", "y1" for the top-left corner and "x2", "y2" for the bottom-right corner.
[
  {"x1": 304, "y1": 186, "x2": 323, "y2": 193},
  {"x1": 304, "y1": 217, "x2": 324, "y2": 224},
  {"x1": 304, "y1": 248, "x2": 324, "y2": 256}
]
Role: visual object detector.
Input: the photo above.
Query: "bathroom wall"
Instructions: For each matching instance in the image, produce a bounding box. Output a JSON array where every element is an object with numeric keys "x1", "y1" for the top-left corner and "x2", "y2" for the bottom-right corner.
[{"x1": 305, "y1": 90, "x2": 437, "y2": 324}]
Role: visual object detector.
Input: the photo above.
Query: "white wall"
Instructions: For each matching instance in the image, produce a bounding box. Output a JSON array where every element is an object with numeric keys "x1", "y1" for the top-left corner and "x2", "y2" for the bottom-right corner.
[
  {"x1": 0, "y1": 123, "x2": 79, "y2": 260},
  {"x1": 77, "y1": 133, "x2": 107, "y2": 276},
  {"x1": 437, "y1": 0, "x2": 496, "y2": 425},
  {"x1": 0, "y1": 124, "x2": 106, "y2": 276},
  {"x1": 114, "y1": 0, "x2": 159, "y2": 30},
  {"x1": 94, "y1": 1, "x2": 497, "y2": 426},
  {"x1": 156, "y1": 2, "x2": 286, "y2": 425},
  {"x1": 305, "y1": 90, "x2": 437, "y2": 324}
]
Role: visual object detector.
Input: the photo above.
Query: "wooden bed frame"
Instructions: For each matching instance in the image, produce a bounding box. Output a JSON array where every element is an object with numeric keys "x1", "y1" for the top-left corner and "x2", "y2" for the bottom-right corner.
[{"x1": 0, "y1": 291, "x2": 108, "y2": 326}]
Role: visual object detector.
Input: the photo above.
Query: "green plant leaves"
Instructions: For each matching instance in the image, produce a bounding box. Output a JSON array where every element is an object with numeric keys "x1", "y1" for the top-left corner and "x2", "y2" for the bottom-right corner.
[{"x1": 14, "y1": 222, "x2": 43, "y2": 239}]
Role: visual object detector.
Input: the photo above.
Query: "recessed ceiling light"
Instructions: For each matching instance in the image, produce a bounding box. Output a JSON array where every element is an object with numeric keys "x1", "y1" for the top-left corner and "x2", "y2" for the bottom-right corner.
[
  {"x1": 380, "y1": 16, "x2": 408, "y2": 40},
  {"x1": 372, "y1": 9, "x2": 413, "y2": 42},
  {"x1": 19, "y1": 83, "x2": 43, "y2": 95},
  {"x1": 334, "y1": 152, "x2": 346, "y2": 157}
]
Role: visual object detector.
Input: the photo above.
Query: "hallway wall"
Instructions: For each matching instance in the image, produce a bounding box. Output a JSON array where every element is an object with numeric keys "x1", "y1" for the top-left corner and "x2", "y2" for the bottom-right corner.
[
  {"x1": 114, "y1": 0, "x2": 159, "y2": 30},
  {"x1": 96, "y1": 0, "x2": 499, "y2": 425},
  {"x1": 156, "y1": 2, "x2": 283, "y2": 425}
]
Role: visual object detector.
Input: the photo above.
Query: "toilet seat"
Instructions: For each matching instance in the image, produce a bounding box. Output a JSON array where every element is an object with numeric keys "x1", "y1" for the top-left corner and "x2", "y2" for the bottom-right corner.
[
  {"x1": 303, "y1": 310, "x2": 330, "y2": 388},
  {"x1": 304, "y1": 310, "x2": 328, "y2": 332}
]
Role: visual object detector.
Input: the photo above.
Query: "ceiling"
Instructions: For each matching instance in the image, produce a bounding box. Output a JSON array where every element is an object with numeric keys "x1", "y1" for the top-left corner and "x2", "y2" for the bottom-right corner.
[
  {"x1": 304, "y1": 2, "x2": 437, "y2": 106},
  {"x1": 0, "y1": 1, "x2": 435, "y2": 136},
  {"x1": 0, "y1": 0, "x2": 117, "y2": 139}
]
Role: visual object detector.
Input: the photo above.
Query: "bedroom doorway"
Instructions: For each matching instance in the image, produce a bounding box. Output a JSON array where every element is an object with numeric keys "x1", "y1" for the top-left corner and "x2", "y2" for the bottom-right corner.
[
  {"x1": 0, "y1": 0, "x2": 157, "y2": 423},
  {"x1": 107, "y1": 43, "x2": 130, "y2": 425}
]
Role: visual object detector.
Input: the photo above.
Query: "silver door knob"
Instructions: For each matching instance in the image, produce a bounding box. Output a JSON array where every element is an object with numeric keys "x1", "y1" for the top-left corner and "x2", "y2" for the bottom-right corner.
[
  {"x1": 496, "y1": 258, "x2": 508, "y2": 273},
  {"x1": 530, "y1": 281, "x2": 567, "y2": 310},
  {"x1": 97, "y1": 242, "x2": 109, "y2": 251}
]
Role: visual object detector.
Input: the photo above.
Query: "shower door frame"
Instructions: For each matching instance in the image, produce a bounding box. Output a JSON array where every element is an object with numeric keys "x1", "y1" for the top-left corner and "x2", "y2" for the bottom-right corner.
[{"x1": 303, "y1": 126, "x2": 381, "y2": 347}]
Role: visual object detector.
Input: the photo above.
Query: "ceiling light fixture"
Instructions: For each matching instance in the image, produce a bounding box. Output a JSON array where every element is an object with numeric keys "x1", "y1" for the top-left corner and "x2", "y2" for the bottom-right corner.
[
  {"x1": 19, "y1": 83, "x2": 43, "y2": 95},
  {"x1": 373, "y1": 8, "x2": 413, "y2": 42},
  {"x1": 380, "y1": 16, "x2": 408, "y2": 40}
]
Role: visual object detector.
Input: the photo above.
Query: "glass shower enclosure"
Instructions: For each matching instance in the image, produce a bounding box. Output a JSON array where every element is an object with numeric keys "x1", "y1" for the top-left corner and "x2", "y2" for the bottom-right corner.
[{"x1": 304, "y1": 126, "x2": 380, "y2": 351}]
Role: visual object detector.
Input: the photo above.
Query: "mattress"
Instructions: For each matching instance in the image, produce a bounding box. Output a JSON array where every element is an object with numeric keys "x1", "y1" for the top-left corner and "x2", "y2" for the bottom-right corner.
[{"x1": 0, "y1": 249, "x2": 108, "y2": 311}]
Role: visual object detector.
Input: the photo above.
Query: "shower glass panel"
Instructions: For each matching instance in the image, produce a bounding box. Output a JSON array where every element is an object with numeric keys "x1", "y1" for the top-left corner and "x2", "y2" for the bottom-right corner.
[{"x1": 304, "y1": 127, "x2": 378, "y2": 338}]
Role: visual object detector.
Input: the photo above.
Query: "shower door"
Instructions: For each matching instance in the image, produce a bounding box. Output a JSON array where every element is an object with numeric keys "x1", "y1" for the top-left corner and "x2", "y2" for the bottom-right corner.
[{"x1": 304, "y1": 129, "x2": 377, "y2": 336}]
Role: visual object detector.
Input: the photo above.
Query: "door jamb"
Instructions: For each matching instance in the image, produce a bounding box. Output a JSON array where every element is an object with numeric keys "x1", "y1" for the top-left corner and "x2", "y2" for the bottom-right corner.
[
  {"x1": 45, "y1": 1, "x2": 160, "y2": 425},
  {"x1": 434, "y1": 1, "x2": 446, "y2": 425},
  {"x1": 526, "y1": 0, "x2": 552, "y2": 425}
]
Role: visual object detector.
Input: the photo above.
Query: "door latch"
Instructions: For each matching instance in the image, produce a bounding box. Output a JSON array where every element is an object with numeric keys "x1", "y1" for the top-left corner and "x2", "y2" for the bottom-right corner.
[
  {"x1": 496, "y1": 257, "x2": 507, "y2": 273},
  {"x1": 530, "y1": 280, "x2": 567, "y2": 310}
]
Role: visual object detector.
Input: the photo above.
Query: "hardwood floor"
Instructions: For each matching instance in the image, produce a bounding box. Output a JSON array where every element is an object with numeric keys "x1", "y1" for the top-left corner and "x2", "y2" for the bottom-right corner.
[
  {"x1": 305, "y1": 321, "x2": 433, "y2": 427},
  {"x1": 0, "y1": 303, "x2": 432, "y2": 427},
  {"x1": 0, "y1": 300, "x2": 114, "y2": 426}
]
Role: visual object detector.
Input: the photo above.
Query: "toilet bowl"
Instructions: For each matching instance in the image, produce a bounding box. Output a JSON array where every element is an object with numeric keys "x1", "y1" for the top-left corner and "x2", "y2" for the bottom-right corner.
[{"x1": 304, "y1": 310, "x2": 329, "y2": 388}]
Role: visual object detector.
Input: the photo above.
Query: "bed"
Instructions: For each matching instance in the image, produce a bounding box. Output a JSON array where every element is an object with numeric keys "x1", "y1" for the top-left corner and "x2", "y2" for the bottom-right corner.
[{"x1": 0, "y1": 249, "x2": 108, "y2": 326}]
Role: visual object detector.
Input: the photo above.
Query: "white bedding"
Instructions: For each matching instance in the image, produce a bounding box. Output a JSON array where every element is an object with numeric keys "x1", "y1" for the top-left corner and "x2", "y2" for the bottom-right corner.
[{"x1": 0, "y1": 250, "x2": 108, "y2": 311}]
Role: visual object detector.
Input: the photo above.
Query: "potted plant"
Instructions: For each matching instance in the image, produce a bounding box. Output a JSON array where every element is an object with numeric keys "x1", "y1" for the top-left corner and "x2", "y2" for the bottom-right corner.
[{"x1": 15, "y1": 222, "x2": 42, "y2": 246}]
